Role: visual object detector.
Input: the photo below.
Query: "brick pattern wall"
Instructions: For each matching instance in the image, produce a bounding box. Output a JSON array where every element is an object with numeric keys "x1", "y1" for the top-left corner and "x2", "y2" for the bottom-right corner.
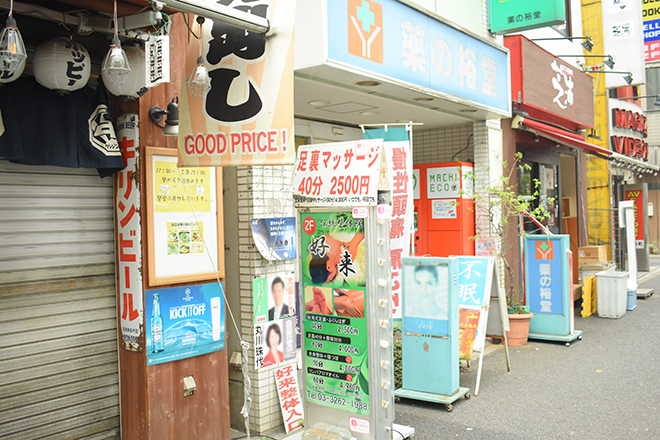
[
  {"x1": 411, "y1": 124, "x2": 473, "y2": 164},
  {"x1": 235, "y1": 165, "x2": 297, "y2": 434}
]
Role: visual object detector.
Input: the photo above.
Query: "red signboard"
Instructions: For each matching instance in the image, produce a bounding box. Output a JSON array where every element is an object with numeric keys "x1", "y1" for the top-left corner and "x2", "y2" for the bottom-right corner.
[
  {"x1": 504, "y1": 35, "x2": 595, "y2": 131},
  {"x1": 458, "y1": 309, "x2": 481, "y2": 360},
  {"x1": 625, "y1": 190, "x2": 645, "y2": 247}
]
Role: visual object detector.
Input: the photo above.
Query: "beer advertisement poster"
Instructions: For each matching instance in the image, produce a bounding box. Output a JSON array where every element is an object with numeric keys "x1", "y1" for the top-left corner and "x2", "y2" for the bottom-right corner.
[
  {"x1": 145, "y1": 282, "x2": 225, "y2": 365},
  {"x1": 300, "y1": 211, "x2": 370, "y2": 416}
]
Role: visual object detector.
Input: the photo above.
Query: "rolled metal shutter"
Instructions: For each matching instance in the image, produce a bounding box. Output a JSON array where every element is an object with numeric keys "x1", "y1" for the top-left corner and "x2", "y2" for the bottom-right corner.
[{"x1": 0, "y1": 160, "x2": 120, "y2": 439}]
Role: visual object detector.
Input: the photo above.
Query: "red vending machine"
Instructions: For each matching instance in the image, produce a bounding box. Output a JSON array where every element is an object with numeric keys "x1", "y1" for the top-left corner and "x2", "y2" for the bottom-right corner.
[{"x1": 413, "y1": 162, "x2": 475, "y2": 257}]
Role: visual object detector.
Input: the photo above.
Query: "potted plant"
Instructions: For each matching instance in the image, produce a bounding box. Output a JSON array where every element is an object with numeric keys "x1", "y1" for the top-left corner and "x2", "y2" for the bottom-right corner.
[{"x1": 465, "y1": 152, "x2": 552, "y2": 346}]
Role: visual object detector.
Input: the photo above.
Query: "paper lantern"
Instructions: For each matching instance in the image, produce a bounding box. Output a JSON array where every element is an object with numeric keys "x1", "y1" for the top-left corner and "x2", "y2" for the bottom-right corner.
[
  {"x1": 32, "y1": 37, "x2": 90, "y2": 93},
  {"x1": 0, "y1": 55, "x2": 25, "y2": 84},
  {"x1": 104, "y1": 45, "x2": 147, "y2": 99}
]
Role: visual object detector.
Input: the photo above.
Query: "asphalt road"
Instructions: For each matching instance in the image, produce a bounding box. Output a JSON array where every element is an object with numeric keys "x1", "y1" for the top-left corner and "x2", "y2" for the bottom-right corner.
[{"x1": 394, "y1": 262, "x2": 660, "y2": 440}]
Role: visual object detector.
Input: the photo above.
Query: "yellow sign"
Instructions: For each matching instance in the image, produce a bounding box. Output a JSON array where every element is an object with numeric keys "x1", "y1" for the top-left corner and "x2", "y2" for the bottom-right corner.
[
  {"x1": 154, "y1": 161, "x2": 211, "y2": 213},
  {"x1": 166, "y1": 222, "x2": 204, "y2": 256}
]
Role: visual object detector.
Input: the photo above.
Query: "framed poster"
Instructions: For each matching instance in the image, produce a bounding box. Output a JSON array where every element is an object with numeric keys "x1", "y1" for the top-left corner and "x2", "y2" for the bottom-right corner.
[{"x1": 146, "y1": 147, "x2": 224, "y2": 286}]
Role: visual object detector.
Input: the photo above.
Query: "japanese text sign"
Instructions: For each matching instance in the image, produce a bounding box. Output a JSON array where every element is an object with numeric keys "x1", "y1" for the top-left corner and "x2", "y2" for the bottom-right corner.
[
  {"x1": 178, "y1": 0, "x2": 296, "y2": 167},
  {"x1": 426, "y1": 164, "x2": 474, "y2": 199},
  {"x1": 250, "y1": 217, "x2": 297, "y2": 260},
  {"x1": 328, "y1": 0, "x2": 509, "y2": 113},
  {"x1": 457, "y1": 257, "x2": 488, "y2": 309},
  {"x1": 505, "y1": 36, "x2": 594, "y2": 129},
  {"x1": 293, "y1": 139, "x2": 383, "y2": 207},
  {"x1": 116, "y1": 114, "x2": 144, "y2": 352},
  {"x1": 275, "y1": 365, "x2": 304, "y2": 433},
  {"x1": 625, "y1": 190, "x2": 645, "y2": 248},
  {"x1": 526, "y1": 239, "x2": 563, "y2": 315},
  {"x1": 364, "y1": 127, "x2": 414, "y2": 322},
  {"x1": 458, "y1": 309, "x2": 480, "y2": 360},
  {"x1": 488, "y1": 0, "x2": 566, "y2": 34},
  {"x1": 644, "y1": 0, "x2": 660, "y2": 62}
]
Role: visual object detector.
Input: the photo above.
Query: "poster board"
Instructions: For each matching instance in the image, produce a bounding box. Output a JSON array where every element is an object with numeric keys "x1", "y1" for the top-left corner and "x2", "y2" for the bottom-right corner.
[{"x1": 146, "y1": 147, "x2": 224, "y2": 286}]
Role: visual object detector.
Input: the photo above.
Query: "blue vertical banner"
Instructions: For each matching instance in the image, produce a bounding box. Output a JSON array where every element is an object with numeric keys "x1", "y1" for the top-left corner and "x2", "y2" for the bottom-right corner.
[
  {"x1": 525, "y1": 238, "x2": 564, "y2": 315},
  {"x1": 146, "y1": 282, "x2": 225, "y2": 365},
  {"x1": 456, "y1": 257, "x2": 488, "y2": 308}
]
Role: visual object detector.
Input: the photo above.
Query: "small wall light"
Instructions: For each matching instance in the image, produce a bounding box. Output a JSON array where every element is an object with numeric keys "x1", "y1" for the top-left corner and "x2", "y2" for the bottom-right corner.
[{"x1": 149, "y1": 96, "x2": 179, "y2": 136}]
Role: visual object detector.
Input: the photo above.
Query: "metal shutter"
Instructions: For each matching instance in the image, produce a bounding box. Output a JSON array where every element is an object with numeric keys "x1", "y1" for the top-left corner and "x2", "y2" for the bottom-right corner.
[{"x1": 0, "y1": 160, "x2": 120, "y2": 439}]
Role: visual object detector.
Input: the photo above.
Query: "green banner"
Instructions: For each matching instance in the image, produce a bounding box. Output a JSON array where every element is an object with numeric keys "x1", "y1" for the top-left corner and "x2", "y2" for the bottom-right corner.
[
  {"x1": 488, "y1": 0, "x2": 565, "y2": 34},
  {"x1": 301, "y1": 211, "x2": 369, "y2": 415}
]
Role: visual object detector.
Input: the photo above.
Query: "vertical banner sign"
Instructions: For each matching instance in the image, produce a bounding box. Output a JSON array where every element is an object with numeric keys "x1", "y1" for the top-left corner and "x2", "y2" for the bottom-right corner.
[
  {"x1": 300, "y1": 212, "x2": 370, "y2": 416},
  {"x1": 115, "y1": 113, "x2": 144, "y2": 352},
  {"x1": 275, "y1": 365, "x2": 305, "y2": 433},
  {"x1": 456, "y1": 257, "x2": 490, "y2": 359},
  {"x1": 526, "y1": 240, "x2": 563, "y2": 315},
  {"x1": 601, "y1": 0, "x2": 644, "y2": 88},
  {"x1": 364, "y1": 127, "x2": 413, "y2": 323},
  {"x1": 293, "y1": 139, "x2": 383, "y2": 207},
  {"x1": 145, "y1": 282, "x2": 225, "y2": 365},
  {"x1": 625, "y1": 190, "x2": 645, "y2": 249},
  {"x1": 643, "y1": 0, "x2": 660, "y2": 62},
  {"x1": 177, "y1": 0, "x2": 296, "y2": 167}
]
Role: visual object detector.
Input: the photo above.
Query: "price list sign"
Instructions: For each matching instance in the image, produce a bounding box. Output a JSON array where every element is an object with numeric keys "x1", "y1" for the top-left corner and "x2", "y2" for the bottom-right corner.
[{"x1": 301, "y1": 211, "x2": 370, "y2": 416}]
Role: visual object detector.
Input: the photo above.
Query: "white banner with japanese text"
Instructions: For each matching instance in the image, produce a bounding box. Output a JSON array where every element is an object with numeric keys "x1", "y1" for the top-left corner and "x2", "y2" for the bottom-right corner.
[
  {"x1": 364, "y1": 127, "x2": 413, "y2": 323},
  {"x1": 115, "y1": 113, "x2": 144, "y2": 351},
  {"x1": 292, "y1": 139, "x2": 383, "y2": 207},
  {"x1": 178, "y1": 0, "x2": 296, "y2": 167}
]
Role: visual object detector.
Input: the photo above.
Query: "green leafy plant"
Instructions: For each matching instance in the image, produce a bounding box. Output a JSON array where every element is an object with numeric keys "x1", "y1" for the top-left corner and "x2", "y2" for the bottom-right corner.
[{"x1": 464, "y1": 152, "x2": 554, "y2": 313}]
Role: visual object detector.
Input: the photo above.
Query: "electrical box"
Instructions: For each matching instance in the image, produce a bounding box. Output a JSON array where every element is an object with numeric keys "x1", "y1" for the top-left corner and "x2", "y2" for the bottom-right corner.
[{"x1": 413, "y1": 162, "x2": 475, "y2": 257}]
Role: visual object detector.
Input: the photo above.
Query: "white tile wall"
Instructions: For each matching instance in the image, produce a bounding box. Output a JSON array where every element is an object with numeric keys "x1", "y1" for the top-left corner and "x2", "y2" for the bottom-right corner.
[
  {"x1": 411, "y1": 124, "x2": 474, "y2": 164},
  {"x1": 232, "y1": 164, "x2": 298, "y2": 434}
]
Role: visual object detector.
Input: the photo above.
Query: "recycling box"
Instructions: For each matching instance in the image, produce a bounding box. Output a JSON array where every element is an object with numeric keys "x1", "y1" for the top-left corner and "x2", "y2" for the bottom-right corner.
[{"x1": 595, "y1": 271, "x2": 628, "y2": 319}]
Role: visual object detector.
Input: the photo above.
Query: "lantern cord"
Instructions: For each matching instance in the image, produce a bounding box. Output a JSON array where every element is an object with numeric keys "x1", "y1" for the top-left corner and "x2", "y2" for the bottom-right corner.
[
  {"x1": 181, "y1": 13, "x2": 200, "y2": 39},
  {"x1": 113, "y1": 0, "x2": 118, "y2": 39},
  {"x1": 8, "y1": 0, "x2": 13, "y2": 17},
  {"x1": 197, "y1": 16, "x2": 205, "y2": 58}
]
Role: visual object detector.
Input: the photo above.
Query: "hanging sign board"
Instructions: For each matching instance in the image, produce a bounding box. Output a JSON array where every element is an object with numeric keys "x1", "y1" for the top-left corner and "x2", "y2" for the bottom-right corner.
[
  {"x1": 488, "y1": 0, "x2": 566, "y2": 34},
  {"x1": 293, "y1": 139, "x2": 383, "y2": 207},
  {"x1": 145, "y1": 282, "x2": 225, "y2": 365},
  {"x1": 177, "y1": 0, "x2": 296, "y2": 167},
  {"x1": 115, "y1": 113, "x2": 144, "y2": 352}
]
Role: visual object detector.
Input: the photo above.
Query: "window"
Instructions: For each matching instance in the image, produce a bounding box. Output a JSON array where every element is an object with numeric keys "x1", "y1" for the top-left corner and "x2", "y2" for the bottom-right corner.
[{"x1": 645, "y1": 67, "x2": 660, "y2": 112}]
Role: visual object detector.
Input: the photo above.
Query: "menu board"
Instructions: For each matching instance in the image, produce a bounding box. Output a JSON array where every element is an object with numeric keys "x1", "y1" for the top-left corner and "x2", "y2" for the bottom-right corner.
[{"x1": 300, "y1": 211, "x2": 369, "y2": 416}]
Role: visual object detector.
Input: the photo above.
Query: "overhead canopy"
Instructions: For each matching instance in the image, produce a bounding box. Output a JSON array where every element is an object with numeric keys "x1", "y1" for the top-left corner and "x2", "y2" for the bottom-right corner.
[{"x1": 512, "y1": 115, "x2": 612, "y2": 158}]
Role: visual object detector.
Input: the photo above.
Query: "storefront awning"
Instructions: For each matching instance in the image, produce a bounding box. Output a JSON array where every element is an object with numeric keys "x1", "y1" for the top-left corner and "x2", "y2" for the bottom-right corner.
[
  {"x1": 512, "y1": 115, "x2": 612, "y2": 158},
  {"x1": 610, "y1": 152, "x2": 659, "y2": 173}
]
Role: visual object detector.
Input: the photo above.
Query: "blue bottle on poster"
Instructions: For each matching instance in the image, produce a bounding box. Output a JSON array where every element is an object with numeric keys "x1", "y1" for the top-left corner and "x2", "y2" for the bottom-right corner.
[{"x1": 151, "y1": 293, "x2": 165, "y2": 353}]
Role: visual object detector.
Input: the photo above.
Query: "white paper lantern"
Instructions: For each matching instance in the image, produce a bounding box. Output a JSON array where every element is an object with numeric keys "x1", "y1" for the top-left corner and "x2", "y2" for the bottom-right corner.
[
  {"x1": 32, "y1": 37, "x2": 90, "y2": 93},
  {"x1": 104, "y1": 45, "x2": 147, "y2": 99},
  {"x1": 0, "y1": 55, "x2": 25, "y2": 84}
]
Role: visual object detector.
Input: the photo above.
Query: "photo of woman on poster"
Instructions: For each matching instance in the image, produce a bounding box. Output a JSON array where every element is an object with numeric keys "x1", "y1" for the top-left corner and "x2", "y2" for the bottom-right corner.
[
  {"x1": 405, "y1": 264, "x2": 448, "y2": 321},
  {"x1": 333, "y1": 289, "x2": 365, "y2": 318},
  {"x1": 262, "y1": 322, "x2": 284, "y2": 367}
]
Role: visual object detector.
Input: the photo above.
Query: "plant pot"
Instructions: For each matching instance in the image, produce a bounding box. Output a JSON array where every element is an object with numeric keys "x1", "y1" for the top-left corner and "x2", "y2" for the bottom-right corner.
[{"x1": 505, "y1": 313, "x2": 534, "y2": 346}]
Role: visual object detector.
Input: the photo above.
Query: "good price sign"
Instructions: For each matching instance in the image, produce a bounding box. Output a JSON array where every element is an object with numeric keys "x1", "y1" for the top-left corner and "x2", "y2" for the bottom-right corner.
[{"x1": 293, "y1": 139, "x2": 383, "y2": 207}]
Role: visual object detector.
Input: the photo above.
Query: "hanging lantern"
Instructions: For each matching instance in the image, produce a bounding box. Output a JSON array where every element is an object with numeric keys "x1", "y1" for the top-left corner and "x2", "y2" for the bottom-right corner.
[
  {"x1": 0, "y1": 55, "x2": 25, "y2": 84},
  {"x1": 104, "y1": 46, "x2": 147, "y2": 99},
  {"x1": 32, "y1": 37, "x2": 90, "y2": 94}
]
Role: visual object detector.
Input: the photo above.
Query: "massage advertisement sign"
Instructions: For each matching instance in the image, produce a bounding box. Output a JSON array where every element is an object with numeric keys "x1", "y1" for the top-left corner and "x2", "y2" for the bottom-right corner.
[
  {"x1": 300, "y1": 211, "x2": 370, "y2": 416},
  {"x1": 292, "y1": 139, "x2": 383, "y2": 207},
  {"x1": 145, "y1": 282, "x2": 225, "y2": 365}
]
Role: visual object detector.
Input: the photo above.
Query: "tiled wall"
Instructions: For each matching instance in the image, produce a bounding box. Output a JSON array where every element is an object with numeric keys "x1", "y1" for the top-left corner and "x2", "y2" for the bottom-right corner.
[
  {"x1": 231, "y1": 165, "x2": 298, "y2": 434},
  {"x1": 411, "y1": 124, "x2": 474, "y2": 164}
]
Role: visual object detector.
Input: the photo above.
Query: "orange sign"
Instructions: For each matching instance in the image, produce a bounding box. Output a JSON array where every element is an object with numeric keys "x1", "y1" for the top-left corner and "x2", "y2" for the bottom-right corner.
[
  {"x1": 347, "y1": 0, "x2": 383, "y2": 64},
  {"x1": 458, "y1": 309, "x2": 481, "y2": 360},
  {"x1": 535, "y1": 241, "x2": 554, "y2": 260}
]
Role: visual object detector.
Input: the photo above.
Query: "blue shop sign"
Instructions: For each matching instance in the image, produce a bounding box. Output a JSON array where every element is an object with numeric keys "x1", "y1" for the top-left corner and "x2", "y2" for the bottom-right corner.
[
  {"x1": 327, "y1": 0, "x2": 509, "y2": 113},
  {"x1": 146, "y1": 282, "x2": 225, "y2": 365},
  {"x1": 525, "y1": 239, "x2": 563, "y2": 315}
]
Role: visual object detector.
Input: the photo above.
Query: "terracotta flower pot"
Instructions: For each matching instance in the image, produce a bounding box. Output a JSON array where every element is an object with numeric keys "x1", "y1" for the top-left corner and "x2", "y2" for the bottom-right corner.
[{"x1": 505, "y1": 313, "x2": 534, "y2": 346}]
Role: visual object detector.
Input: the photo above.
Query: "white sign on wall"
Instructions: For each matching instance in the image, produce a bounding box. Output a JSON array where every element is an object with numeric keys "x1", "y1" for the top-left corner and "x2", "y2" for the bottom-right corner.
[
  {"x1": 602, "y1": 0, "x2": 644, "y2": 88},
  {"x1": 425, "y1": 164, "x2": 474, "y2": 199}
]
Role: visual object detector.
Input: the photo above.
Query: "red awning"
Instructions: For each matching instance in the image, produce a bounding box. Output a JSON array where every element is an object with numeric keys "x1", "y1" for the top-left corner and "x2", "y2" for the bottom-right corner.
[{"x1": 514, "y1": 117, "x2": 612, "y2": 157}]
